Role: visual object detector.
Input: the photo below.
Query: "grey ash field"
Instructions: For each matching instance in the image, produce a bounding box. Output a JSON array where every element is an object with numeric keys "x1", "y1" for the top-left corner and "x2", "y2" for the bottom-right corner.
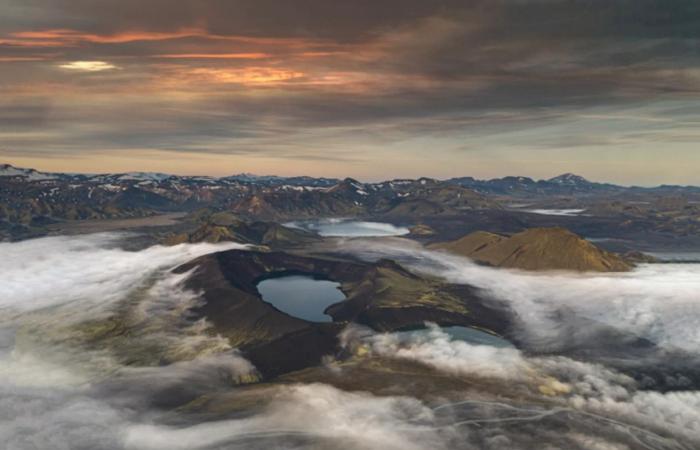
[{"x1": 2, "y1": 165, "x2": 700, "y2": 450}]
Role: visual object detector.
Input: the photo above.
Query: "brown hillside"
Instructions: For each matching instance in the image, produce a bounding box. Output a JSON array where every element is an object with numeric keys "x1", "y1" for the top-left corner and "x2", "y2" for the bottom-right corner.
[{"x1": 431, "y1": 227, "x2": 632, "y2": 272}]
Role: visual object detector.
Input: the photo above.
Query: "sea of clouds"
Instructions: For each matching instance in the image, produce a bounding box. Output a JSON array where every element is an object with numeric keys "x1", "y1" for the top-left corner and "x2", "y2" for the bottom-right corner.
[
  {"x1": 338, "y1": 238, "x2": 700, "y2": 356},
  {"x1": 0, "y1": 234, "x2": 257, "y2": 449},
  {"x1": 1, "y1": 233, "x2": 699, "y2": 449},
  {"x1": 342, "y1": 324, "x2": 700, "y2": 448},
  {"x1": 334, "y1": 238, "x2": 700, "y2": 448}
]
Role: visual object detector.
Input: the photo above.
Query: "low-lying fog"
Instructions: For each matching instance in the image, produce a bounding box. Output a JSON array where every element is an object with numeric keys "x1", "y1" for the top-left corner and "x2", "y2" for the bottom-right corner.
[
  {"x1": 1, "y1": 233, "x2": 698, "y2": 449},
  {"x1": 522, "y1": 208, "x2": 587, "y2": 216},
  {"x1": 338, "y1": 239, "x2": 700, "y2": 358},
  {"x1": 285, "y1": 219, "x2": 410, "y2": 237}
]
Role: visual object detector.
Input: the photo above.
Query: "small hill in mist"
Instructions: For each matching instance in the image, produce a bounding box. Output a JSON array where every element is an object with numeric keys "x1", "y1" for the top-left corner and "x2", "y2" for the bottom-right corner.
[
  {"x1": 430, "y1": 227, "x2": 632, "y2": 272},
  {"x1": 164, "y1": 214, "x2": 319, "y2": 248}
]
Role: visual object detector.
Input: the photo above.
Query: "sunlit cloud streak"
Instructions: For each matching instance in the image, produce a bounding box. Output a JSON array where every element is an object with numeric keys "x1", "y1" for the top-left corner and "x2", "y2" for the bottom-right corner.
[
  {"x1": 153, "y1": 53, "x2": 271, "y2": 59},
  {"x1": 59, "y1": 60, "x2": 118, "y2": 71}
]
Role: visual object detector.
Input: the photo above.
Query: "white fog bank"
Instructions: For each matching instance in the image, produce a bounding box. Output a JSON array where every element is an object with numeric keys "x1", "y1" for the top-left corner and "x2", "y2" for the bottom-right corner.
[{"x1": 338, "y1": 238, "x2": 700, "y2": 354}]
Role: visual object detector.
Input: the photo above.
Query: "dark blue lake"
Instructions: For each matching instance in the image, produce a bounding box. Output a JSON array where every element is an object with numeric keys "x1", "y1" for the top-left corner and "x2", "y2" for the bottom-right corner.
[{"x1": 256, "y1": 275, "x2": 346, "y2": 322}]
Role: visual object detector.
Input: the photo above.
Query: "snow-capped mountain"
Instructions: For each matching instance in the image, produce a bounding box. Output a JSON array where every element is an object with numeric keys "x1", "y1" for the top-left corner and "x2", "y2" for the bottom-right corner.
[
  {"x1": 2, "y1": 163, "x2": 699, "y2": 242},
  {"x1": 449, "y1": 173, "x2": 618, "y2": 195},
  {"x1": 0, "y1": 164, "x2": 336, "y2": 187},
  {"x1": 548, "y1": 173, "x2": 591, "y2": 186},
  {"x1": 0, "y1": 164, "x2": 59, "y2": 181},
  {"x1": 222, "y1": 173, "x2": 339, "y2": 187}
]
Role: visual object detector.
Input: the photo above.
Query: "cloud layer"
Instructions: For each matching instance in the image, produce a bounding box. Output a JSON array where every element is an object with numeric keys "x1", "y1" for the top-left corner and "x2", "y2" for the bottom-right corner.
[
  {"x1": 1, "y1": 232, "x2": 700, "y2": 448},
  {"x1": 349, "y1": 324, "x2": 700, "y2": 448},
  {"x1": 285, "y1": 219, "x2": 410, "y2": 237},
  {"x1": 1, "y1": 1, "x2": 699, "y2": 181},
  {"x1": 338, "y1": 238, "x2": 700, "y2": 358}
]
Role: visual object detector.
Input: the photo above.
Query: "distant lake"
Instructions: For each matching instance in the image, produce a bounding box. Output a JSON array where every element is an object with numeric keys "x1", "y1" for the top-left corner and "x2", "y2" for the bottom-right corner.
[
  {"x1": 286, "y1": 219, "x2": 410, "y2": 237},
  {"x1": 256, "y1": 274, "x2": 346, "y2": 322}
]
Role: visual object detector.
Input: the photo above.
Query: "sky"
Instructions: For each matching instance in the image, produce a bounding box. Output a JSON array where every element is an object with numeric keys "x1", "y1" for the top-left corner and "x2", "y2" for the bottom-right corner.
[{"x1": 1, "y1": 0, "x2": 699, "y2": 184}]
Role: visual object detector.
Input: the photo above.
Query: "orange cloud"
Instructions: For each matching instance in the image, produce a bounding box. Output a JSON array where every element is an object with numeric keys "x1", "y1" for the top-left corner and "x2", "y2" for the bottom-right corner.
[
  {"x1": 0, "y1": 56, "x2": 49, "y2": 61},
  {"x1": 10, "y1": 28, "x2": 203, "y2": 44},
  {"x1": 297, "y1": 51, "x2": 349, "y2": 58},
  {"x1": 58, "y1": 61, "x2": 118, "y2": 71},
  {"x1": 0, "y1": 38, "x2": 68, "y2": 47},
  {"x1": 5, "y1": 28, "x2": 331, "y2": 49},
  {"x1": 154, "y1": 53, "x2": 270, "y2": 59},
  {"x1": 186, "y1": 67, "x2": 305, "y2": 85}
]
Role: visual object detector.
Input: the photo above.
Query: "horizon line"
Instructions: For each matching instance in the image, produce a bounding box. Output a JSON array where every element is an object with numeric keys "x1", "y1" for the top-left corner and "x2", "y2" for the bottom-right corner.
[{"x1": 2, "y1": 162, "x2": 699, "y2": 189}]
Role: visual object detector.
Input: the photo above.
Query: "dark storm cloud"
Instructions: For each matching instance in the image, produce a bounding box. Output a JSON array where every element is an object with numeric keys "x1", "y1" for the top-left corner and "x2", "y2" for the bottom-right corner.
[
  {"x1": 0, "y1": 0, "x2": 699, "y2": 172},
  {"x1": 9, "y1": 0, "x2": 699, "y2": 40},
  {"x1": 1, "y1": 0, "x2": 464, "y2": 38},
  {"x1": 0, "y1": 98, "x2": 51, "y2": 130}
]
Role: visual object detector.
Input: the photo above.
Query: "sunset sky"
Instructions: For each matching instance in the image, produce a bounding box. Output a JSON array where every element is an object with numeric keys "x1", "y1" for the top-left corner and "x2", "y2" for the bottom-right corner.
[{"x1": 1, "y1": 0, "x2": 699, "y2": 184}]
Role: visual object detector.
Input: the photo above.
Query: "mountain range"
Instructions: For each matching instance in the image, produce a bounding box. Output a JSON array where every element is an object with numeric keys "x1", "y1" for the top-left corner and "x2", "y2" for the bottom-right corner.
[
  {"x1": 4, "y1": 163, "x2": 699, "y2": 194},
  {"x1": 2, "y1": 163, "x2": 700, "y2": 241}
]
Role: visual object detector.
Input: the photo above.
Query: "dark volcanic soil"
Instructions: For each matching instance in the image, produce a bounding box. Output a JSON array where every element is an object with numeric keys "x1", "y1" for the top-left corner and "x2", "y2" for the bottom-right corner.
[{"x1": 175, "y1": 249, "x2": 510, "y2": 378}]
